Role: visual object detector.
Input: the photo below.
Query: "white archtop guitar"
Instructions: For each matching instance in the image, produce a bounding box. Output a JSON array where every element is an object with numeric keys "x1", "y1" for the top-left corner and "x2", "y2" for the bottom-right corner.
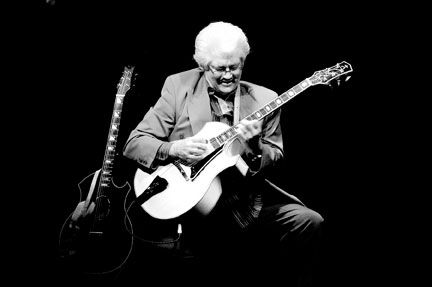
[{"x1": 134, "y1": 61, "x2": 353, "y2": 220}]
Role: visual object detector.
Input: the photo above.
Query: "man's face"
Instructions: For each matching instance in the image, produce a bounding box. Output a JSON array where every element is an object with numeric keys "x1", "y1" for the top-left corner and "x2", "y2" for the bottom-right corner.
[{"x1": 205, "y1": 55, "x2": 243, "y2": 97}]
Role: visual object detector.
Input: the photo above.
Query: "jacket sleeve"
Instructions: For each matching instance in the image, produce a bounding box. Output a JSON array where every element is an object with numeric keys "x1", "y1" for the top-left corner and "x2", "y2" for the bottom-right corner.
[
  {"x1": 122, "y1": 76, "x2": 177, "y2": 169},
  {"x1": 237, "y1": 83, "x2": 284, "y2": 176},
  {"x1": 243, "y1": 106, "x2": 284, "y2": 176}
]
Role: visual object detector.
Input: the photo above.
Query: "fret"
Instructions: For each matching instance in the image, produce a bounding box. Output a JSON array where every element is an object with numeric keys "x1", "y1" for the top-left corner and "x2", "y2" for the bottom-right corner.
[
  {"x1": 106, "y1": 147, "x2": 116, "y2": 154},
  {"x1": 103, "y1": 160, "x2": 113, "y2": 167},
  {"x1": 103, "y1": 163, "x2": 113, "y2": 171},
  {"x1": 255, "y1": 111, "x2": 263, "y2": 118},
  {"x1": 105, "y1": 154, "x2": 115, "y2": 160},
  {"x1": 287, "y1": 89, "x2": 296, "y2": 97},
  {"x1": 293, "y1": 84, "x2": 302, "y2": 93},
  {"x1": 280, "y1": 93, "x2": 289, "y2": 102},
  {"x1": 225, "y1": 128, "x2": 236, "y2": 138},
  {"x1": 269, "y1": 101, "x2": 277, "y2": 109},
  {"x1": 210, "y1": 137, "x2": 220, "y2": 149},
  {"x1": 300, "y1": 80, "x2": 310, "y2": 89},
  {"x1": 101, "y1": 174, "x2": 111, "y2": 179},
  {"x1": 105, "y1": 155, "x2": 115, "y2": 161},
  {"x1": 275, "y1": 98, "x2": 283, "y2": 105},
  {"x1": 111, "y1": 117, "x2": 121, "y2": 124},
  {"x1": 259, "y1": 108, "x2": 268, "y2": 115}
]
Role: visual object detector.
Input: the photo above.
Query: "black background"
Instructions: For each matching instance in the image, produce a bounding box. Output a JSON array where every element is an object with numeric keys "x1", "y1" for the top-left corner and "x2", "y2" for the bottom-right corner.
[{"x1": 14, "y1": 1, "x2": 410, "y2": 285}]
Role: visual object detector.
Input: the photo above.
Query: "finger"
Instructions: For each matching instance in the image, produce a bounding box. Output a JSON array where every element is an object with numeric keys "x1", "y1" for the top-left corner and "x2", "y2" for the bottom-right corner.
[
  {"x1": 191, "y1": 137, "x2": 209, "y2": 144},
  {"x1": 190, "y1": 148, "x2": 206, "y2": 156},
  {"x1": 237, "y1": 130, "x2": 250, "y2": 140}
]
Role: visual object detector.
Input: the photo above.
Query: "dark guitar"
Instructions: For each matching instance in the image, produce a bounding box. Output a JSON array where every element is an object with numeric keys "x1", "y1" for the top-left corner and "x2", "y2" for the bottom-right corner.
[
  {"x1": 59, "y1": 66, "x2": 135, "y2": 277},
  {"x1": 134, "y1": 61, "x2": 353, "y2": 220}
]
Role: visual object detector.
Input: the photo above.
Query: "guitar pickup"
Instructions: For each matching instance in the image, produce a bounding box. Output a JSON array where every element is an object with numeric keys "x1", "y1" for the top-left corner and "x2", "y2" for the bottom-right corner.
[{"x1": 135, "y1": 175, "x2": 168, "y2": 205}]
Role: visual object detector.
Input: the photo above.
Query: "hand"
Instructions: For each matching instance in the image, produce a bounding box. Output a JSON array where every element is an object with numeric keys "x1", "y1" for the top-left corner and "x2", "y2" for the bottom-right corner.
[
  {"x1": 169, "y1": 136, "x2": 208, "y2": 163},
  {"x1": 236, "y1": 119, "x2": 262, "y2": 141}
]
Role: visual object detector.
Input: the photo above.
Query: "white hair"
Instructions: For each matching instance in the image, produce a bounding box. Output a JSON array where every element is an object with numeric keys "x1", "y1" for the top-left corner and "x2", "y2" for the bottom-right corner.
[{"x1": 193, "y1": 21, "x2": 250, "y2": 68}]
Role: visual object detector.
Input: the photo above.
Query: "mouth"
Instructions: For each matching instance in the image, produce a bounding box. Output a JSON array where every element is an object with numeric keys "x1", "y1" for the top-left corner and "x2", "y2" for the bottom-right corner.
[{"x1": 219, "y1": 79, "x2": 235, "y2": 86}]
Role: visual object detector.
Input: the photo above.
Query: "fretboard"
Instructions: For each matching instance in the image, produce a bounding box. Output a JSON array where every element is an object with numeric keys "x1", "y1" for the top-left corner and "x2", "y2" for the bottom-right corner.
[{"x1": 99, "y1": 93, "x2": 125, "y2": 192}]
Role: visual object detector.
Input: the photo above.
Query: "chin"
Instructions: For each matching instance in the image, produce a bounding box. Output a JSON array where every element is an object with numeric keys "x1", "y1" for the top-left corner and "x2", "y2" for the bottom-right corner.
[{"x1": 218, "y1": 85, "x2": 236, "y2": 95}]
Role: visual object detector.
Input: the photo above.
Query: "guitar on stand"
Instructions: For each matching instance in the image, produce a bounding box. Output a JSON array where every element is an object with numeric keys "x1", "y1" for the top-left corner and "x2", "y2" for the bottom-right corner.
[{"x1": 59, "y1": 66, "x2": 136, "y2": 278}]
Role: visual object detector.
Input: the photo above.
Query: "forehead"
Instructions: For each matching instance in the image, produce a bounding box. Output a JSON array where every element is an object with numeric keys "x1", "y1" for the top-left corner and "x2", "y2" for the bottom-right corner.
[{"x1": 210, "y1": 54, "x2": 242, "y2": 67}]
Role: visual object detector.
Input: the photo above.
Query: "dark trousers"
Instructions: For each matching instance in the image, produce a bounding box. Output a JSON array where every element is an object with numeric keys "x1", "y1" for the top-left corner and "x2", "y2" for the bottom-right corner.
[
  {"x1": 112, "y1": 186, "x2": 324, "y2": 286},
  {"x1": 178, "y1": 201, "x2": 324, "y2": 287}
]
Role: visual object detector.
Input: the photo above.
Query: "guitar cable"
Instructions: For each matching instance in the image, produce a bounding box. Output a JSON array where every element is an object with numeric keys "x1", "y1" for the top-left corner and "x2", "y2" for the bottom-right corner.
[{"x1": 123, "y1": 188, "x2": 182, "y2": 247}]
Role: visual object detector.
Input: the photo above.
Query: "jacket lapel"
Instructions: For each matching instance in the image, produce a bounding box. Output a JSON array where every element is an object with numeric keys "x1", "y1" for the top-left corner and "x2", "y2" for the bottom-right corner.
[{"x1": 187, "y1": 75, "x2": 212, "y2": 135}]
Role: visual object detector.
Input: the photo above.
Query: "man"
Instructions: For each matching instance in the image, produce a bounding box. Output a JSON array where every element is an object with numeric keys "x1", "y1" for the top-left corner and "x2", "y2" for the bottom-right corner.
[{"x1": 123, "y1": 21, "x2": 323, "y2": 286}]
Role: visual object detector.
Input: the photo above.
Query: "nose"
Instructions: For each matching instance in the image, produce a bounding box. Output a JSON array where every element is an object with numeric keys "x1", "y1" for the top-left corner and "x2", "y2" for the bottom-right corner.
[{"x1": 221, "y1": 70, "x2": 233, "y2": 79}]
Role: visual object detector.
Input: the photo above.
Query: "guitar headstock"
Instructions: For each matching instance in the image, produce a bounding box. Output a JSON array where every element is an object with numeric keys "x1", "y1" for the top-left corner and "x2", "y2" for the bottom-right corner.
[
  {"x1": 117, "y1": 65, "x2": 135, "y2": 95},
  {"x1": 308, "y1": 61, "x2": 353, "y2": 87}
]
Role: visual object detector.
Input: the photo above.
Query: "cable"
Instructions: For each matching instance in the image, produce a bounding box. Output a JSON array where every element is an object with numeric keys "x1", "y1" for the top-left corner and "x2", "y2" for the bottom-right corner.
[{"x1": 123, "y1": 192, "x2": 182, "y2": 246}]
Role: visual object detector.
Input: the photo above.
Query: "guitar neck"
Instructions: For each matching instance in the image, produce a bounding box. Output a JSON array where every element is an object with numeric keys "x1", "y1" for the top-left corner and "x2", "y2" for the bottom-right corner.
[
  {"x1": 92, "y1": 66, "x2": 134, "y2": 222},
  {"x1": 208, "y1": 60, "x2": 353, "y2": 149},
  {"x1": 89, "y1": 66, "x2": 134, "y2": 233},
  {"x1": 99, "y1": 93, "x2": 126, "y2": 189},
  {"x1": 209, "y1": 77, "x2": 312, "y2": 150}
]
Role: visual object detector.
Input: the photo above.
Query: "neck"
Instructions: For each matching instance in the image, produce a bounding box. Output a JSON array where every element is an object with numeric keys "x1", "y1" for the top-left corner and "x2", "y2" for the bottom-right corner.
[{"x1": 218, "y1": 89, "x2": 236, "y2": 101}]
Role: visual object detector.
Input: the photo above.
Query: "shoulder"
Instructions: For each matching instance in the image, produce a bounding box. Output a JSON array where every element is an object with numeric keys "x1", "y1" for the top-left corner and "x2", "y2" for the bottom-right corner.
[
  {"x1": 165, "y1": 68, "x2": 203, "y2": 86},
  {"x1": 240, "y1": 80, "x2": 278, "y2": 101}
]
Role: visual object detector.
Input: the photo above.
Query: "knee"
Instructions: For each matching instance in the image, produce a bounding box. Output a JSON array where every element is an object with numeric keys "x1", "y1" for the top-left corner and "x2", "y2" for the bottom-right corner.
[
  {"x1": 294, "y1": 207, "x2": 324, "y2": 235},
  {"x1": 305, "y1": 209, "x2": 324, "y2": 231}
]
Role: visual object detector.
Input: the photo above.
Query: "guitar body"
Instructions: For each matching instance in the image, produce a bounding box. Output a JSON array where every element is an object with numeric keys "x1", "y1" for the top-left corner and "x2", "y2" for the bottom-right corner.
[
  {"x1": 59, "y1": 170, "x2": 133, "y2": 277},
  {"x1": 134, "y1": 122, "x2": 244, "y2": 220}
]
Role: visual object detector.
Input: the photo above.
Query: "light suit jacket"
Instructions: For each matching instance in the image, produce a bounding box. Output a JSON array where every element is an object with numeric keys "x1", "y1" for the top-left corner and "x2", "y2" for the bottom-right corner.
[{"x1": 123, "y1": 68, "x2": 284, "y2": 175}]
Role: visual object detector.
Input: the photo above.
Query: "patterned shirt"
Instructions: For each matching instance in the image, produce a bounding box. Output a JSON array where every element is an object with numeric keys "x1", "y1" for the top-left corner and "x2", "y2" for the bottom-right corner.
[{"x1": 208, "y1": 87, "x2": 262, "y2": 229}]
